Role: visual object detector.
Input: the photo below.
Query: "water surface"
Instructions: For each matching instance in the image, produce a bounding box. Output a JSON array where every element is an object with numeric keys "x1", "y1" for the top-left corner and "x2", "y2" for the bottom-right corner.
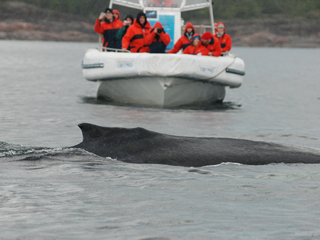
[{"x1": 1, "y1": 40, "x2": 320, "y2": 239}]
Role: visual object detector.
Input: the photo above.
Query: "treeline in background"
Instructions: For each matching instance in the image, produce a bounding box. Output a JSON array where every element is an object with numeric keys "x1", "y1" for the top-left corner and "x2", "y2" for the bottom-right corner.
[{"x1": 5, "y1": 0, "x2": 320, "y2": 20}]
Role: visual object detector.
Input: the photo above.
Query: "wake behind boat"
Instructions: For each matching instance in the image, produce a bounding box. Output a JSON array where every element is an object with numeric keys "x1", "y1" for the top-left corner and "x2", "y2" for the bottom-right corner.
[{"x1": 82, "y1": 0, "x2": 245, "y2": 107}]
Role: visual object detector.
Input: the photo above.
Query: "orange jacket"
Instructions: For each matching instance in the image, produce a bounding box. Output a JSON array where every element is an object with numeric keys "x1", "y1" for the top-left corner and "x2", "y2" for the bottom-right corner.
[
  {"x1": 94, "y1": 18, "x2": 123, "y2": 49},
  {"x1": 167, "y1": 22, "x2": 195, "y2": 53},
  {"x1": 122, "y1": 19, "x2": 152, "y2": 52},
  {"x1": 202, "y1": 33, "x2": 222, "y2": 57},
  {"x1": 183, "y1": 44, "x2": 209, "y2": 55},
  {"x1": 145, "y1": 22, "x2": 171, "y2": 53},
  {"x1": 218, "y1": 33, "x2": 232, "y2": 52},
  {"x1": 183, "y1": 34, "x2": 209, "y2": 55},
  {"x1": 216, "y1": 22, "x2": 232, "y2": 52}
]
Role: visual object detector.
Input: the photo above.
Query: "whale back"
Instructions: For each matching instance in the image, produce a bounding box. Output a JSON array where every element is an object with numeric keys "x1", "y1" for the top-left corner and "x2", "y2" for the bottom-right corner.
[{"x1": 72, "y1": 123, "x2": 320, "y2": 166}]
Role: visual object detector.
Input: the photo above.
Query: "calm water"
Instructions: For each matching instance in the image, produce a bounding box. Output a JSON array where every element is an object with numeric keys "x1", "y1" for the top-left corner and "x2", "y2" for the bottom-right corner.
[{"x1": 1, "y1": 40, "x2": 320, "y2": 239}]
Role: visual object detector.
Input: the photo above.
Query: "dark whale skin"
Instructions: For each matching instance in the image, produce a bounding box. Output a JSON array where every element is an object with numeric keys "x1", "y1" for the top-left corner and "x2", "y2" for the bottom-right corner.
[{"x1": 72, "y1": 123, "x2": 320, "y2": 167}]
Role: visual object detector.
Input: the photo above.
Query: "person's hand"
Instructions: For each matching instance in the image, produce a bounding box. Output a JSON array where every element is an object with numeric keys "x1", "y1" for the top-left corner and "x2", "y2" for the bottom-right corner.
[
  {"x1": 98, "y1": 12, "x2": 105, "y2": 21},
  {"x1": 208, "y1": 52, "x2": 213, "y2": 56},
  {"x1": 122, "y1": 48, "x2": 127, "y2": 52}
]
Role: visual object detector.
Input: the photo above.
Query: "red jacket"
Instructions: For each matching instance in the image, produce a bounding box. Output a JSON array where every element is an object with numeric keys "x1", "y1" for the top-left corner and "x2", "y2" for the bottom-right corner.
[
  {"x1": 94, "y1": 18, "x2": 123, "y2": 49},
  {"x1": 167, "y1": 22, "x2": 195, "y2": 53},
  {"x1": 216, "y1": 22, "x2": 232, "y2": 52},
  {"x1": 122, "y1": 19, "x2": 152, "y2": 52},
  {"x1": 183, "y1": 43, "x2": 209, "y2": 55},
  {"x1": 183, "y1": 34, "x2": 209, "y2": 55},
  {"x1": 145, "y1": 22, "x2": 171, "y2": 53},
  {"x1": 218, "y1": 33, "x2": 232, "y2": 52},
  {"x1": 202, "y1": 34, "x2": 222, "y2": 57}
]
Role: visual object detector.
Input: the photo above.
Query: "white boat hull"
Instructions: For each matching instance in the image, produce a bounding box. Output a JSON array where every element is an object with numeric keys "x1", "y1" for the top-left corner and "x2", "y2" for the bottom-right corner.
[
  {"x1": 97, "y1": 77, "x2": 225, "y2": 107},
  {"x1": 82, "y1": 49, "x2": 245, "y2": 107}
]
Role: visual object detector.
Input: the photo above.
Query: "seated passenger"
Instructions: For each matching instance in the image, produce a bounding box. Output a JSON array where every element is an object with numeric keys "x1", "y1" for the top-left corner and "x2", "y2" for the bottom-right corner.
[
  {"x1": 216, "y1": 22, "x2": 232, "y2": 53},
  {"x1": 201, "y1": 32, "x2": 221, "y2": 57},
  {"x1": 122, "y1": 12, "x2": 152, "y2": 53},
  {"x1": 167, "y1": 22, "x2": 195, "y2": 54},
  {"x1": 116, "y1": 14, "x2": 134, "y2": 41},
  {"x1": 148, "y1": 0, "x2": 176, "y2": 7},
  {"x1": 94, "y1": 8, "x2": 123, "y2": 50},
  {"x1": 183, "y1": 34, "x2": 209, "y2": 55},
  {"x1": 145, "y1": 22, "x2": 171, "y2": 53}
]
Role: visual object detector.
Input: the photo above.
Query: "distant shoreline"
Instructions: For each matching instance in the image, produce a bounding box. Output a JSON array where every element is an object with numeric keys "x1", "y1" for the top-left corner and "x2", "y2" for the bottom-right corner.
[{"x1": 1, "y1": 1, "x2": 320, "y2": 48}]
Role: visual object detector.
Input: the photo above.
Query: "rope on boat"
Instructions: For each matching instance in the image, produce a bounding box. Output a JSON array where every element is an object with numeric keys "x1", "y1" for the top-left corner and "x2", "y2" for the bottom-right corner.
[
  {"x1": 203, "y1": 54, "x2": 237, "y2": 81},
  {"x1": 164, "y1": 54, "x2": 238, "y2": 88}
]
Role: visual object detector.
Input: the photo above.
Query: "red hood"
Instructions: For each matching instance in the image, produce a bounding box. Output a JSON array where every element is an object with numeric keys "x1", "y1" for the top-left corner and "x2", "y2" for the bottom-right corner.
[
  {"x1": 113, "y1": 9, "x2": 120, "y2": 20},
  {"x1": 214, "y1": 23, "x2": 218, "y2": 34},
  {"x1": 184, "y1": 22, "x2": 195, "y2": 34},
  {"x1": 217, "y1": 22, "x2": 225, "y2": 32},
  {"x1": 152, "y1": 21, "x2": 164, "y2": 30}
]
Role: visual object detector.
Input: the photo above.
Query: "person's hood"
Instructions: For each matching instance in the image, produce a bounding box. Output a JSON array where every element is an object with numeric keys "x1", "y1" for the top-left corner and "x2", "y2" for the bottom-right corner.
[
  {"x1": 151, "y1": 21, "x2": 164, "y2": 32},
  {"x1": 217, "y1": 22, "x2": 225, "y2": 32},
  {"x1": 136, "y1": 11, "x2": 148, "y2": 28},
  {"x1": 133, "y1": 18, "x2": 151, "y2": 30},
  {"x1": 214, "y1": 22, "x2": 218, "y2": 34},
  {"x1": 201, "y1": 32, "x2": 213, "y2": 41},
  {"x1": 123, "y1": 13, "x2": 134, "y2": 23},
  {"x1": 113, "y1": 9, "x2": 120, "y2": 19},
  {"x1": 183, "y1": 22, "x2": 195, "y2": 34}
]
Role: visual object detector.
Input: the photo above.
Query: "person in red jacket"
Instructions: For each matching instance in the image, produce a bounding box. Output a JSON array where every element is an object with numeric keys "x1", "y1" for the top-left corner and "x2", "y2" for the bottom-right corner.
[
  {"x1": 122, "y1": 11, "x2": 152, "y2": 53},
  {"x1": 201, "y1": 32, "x2": 221, "y2": 57},
  {"x1": 94, "y1": 8, "x2": 123, "y2": 50},
  {"x1": 183, "y1": 34, "x2": 209, "y2": 56},
  {"x1": 216, "y1": 22, "x2": 232, "y2": 53},
  {"x1": 145, "y1": 22, "x2": 171, "y2": 53},
  {"x1": 167, "y1": 22, "x2": 195, "y2": 53}
]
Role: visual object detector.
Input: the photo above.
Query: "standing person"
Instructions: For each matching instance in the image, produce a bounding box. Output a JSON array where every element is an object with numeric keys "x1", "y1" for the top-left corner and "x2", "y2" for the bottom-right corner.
[
  {"x1": 216, "y1": 22, "x2": 232, "y2": 53},
  {"x1": 145, "y1": 22, "x2": 171, "y2": 53},
  {"x1": 122, "y1": 11, "x2": 152, "y2": 53},
  {"x1": 116, "y1": 14, "x2": 134, "y2": 41},
  {"x1": 183, "y1": 34, "x2": 209, "y2": 55},
  {"x1": 94, "y1": 8, "x2": 123, "y2": 50},
  {"x1": 167, "y1": 22, "x2": 195, "y2": 53},
  {"x1": 201, "y1": 32, "x2": 221, "y2": 57}
]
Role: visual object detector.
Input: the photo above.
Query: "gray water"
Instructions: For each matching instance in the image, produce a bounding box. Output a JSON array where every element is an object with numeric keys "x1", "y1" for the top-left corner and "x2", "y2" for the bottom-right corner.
[{"x1": 1, "y1": 40, "x2": 320, "y2": 239}]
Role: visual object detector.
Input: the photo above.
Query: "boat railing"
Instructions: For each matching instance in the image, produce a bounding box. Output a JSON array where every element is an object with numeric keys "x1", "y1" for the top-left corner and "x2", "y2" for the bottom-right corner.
[
  {"x1": 98, "y1": 35, "x2": 130, "y2": 52},
  {"x1": 101, "y1": 47, "x2": 131, "y2": 53}
]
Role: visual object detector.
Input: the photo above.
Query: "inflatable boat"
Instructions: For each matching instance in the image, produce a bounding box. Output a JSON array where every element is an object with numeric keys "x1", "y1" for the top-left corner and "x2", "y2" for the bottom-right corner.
[{"x1": 82, "y1": 0, "x2": 245, "y2": 107}]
